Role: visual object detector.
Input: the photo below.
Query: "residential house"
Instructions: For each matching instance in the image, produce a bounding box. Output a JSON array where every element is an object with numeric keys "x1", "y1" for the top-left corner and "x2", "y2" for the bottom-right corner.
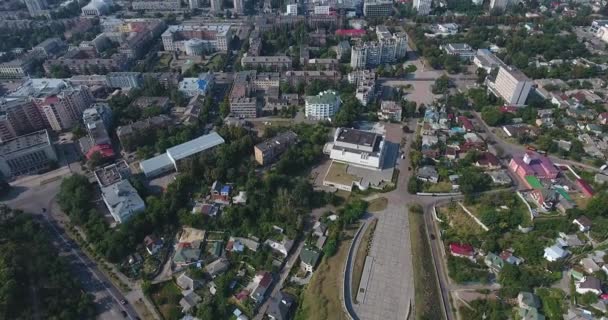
[
  {"x1": 179, "y1": 291, "x2": 202, "y2": 313},
  {"x1": 475, "y1": 152, "x2": 501, "y2": 170},
  {"x1": 458, "y1": 116, "x2": 474, "y2": 132},
  {"x1": 489, "y1": 170, "x2": 511, "y2": 185},
  {"x1": 595, "y1": 173, "x2": 608, "y2": 184},
  {"x1": 573, "y1": 216, "x2": 593, "y2": 232},
  {"x1": 417, "y1": 166, "x2": 439, "y2": 184},
  {"x1": 177, "y1": 272, "x2": 203, "y2": 291},
  {"x1": 250, "y1": 271, "x2": 273, "y2": 303},
  {"x1": 265, "y1": 238, "x2": 294, "y2": 257},
  {"x1": 449, "y1": 243, "x2": 475, "y2": 259},
  {"x1": 580, "y1": 258, "x2": 601, "y2": 274},
  {"x1": 530, "y1": 189, "x2": 560, "y2": 211},
  {"x1": 509, "y1": 152, "x2": 559, "y2": 180},
  {"x1": 485, "y1": 253, "x2": 504, "y2": 274},
  {"x1": 144, "y1": 235, "x2": 163, "y2": 255},
  {"x1": 226, "y1": 237, "x2": 260, "y2": 253},
  {"x1": 500, "y1": 250, "x2": 523, "y2": 265},
  {"x1": 173, "y1": 242, "x2": 202, "y2": 268},
  {"x1": 557, "y1": 233, "x2": 585, "y2": 248},
  {"x1": 211, "y1": 181, "x2": 231, "y2": 203},
  {"x1": 576, "y1": 276, "x2": 602, "y2": 295},
  {"x1": 544, "y1": 245, "x2": 568, "y2": 262},
  {"x1": 313, "y1": 221, "x2": 328, "y2": 237},
  {"x1": 204, "y1": 257, "x2": 230, "y2": 278},
  {"x1": 266, "y1": 291, "x2": 295, "y2": 320},
  {"x1": 517, "y1": 292, "x2": 544, "y2": 320},
  {"x1": 300, "y1": 248, "x2": 321, "y2": 273}
]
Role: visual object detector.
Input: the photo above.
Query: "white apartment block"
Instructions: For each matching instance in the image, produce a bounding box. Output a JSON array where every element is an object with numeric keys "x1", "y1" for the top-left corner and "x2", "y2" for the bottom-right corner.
[
  {"x1": 350, "y1": 26, "x2": 407, "y2": 69},
  {"x1": 489, "y1": 65, "x2": 533, "y2": 106},
  {"x1": 233, "y1": 0, "x2": 244, "y2": 14},
  {"x1": 490, "y1": 0, "x2": 508, "y2": 10},
  {"x1": 413, "y1": 0, "x2": 431, "y2": 15},
  {"x1": 0, "y1": 130, "x2": 57, "y2": 178},
  {"x1": 162, "y1": 25, "x2": 232, "y2": 54},
  {"x1": 305, "y1": 90, "x2": 341, "y2": 120},
  {"x1": 286, "y1": 4, "x2": 298, "y2": 15},
  {"x1": 314, "y1": 5, "x2": 330, "y2": 15}
]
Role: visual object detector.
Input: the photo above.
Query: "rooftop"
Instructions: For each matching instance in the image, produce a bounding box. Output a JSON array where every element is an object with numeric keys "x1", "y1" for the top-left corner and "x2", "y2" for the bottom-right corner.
[
  {"x1": 167, "y1": 131, "x2": 225, "y2": 162},
  {"x1": 94, "y1": 160, "x2": 131, "y2": 187},
  {"x1": 0, "y1": 130, "x2": 51, "y2": 155},
  {"x1": 255, "y1": 131, "x2": 298, "y2": 153},
  {"x1": 305, "y1": 90, "x2": 339, "y2": 105},
  {"x1": 335, "y1": 128, "x2": 378, "y2": 148}
]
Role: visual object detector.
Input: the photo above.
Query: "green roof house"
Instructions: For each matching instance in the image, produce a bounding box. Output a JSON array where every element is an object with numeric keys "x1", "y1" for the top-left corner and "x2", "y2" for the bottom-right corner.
[{"x1": 300, "y1": 247, "x2": 321, "y2": 273}]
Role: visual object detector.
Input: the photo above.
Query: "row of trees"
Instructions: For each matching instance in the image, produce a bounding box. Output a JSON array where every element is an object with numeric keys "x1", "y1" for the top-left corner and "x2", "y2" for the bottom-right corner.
[{"x1": 0, "y1": 205, "x2": 95, "y2": 319}]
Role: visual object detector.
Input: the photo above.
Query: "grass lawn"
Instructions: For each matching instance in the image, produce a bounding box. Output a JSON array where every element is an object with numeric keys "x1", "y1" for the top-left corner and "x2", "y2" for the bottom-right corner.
[
  {"x1": 149, "y1": 281, "x2": 182, "y2": 320},
  {"x1": 439, "y1": 205, "x2": 485, "y2": 236},
  {"x1": 368, "y1": 197, "x2": 388, "y2": 212},
  {"x1": 295, "y1": 227, "x2": 357, "y2": 320},
  {"x1": 325, "y1": 162, "x2": 360, "y2": 187},
  {"x1": 154, "y1": 53, "x2": 172, "y2": 72},
  {"x1": 424, "y1": 181, "x2": 453, "y2": 193},
  {"x1": 352, "y1": 219, "x2": 377, "y2": 302},
  {"x1": 409, "y1": 207, "x2": 443, "y2": 320}
]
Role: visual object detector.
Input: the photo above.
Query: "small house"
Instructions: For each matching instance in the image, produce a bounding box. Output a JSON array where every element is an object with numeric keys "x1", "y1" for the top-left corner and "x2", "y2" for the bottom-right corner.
[
  {"x1": 573, "y1": 216, "x2": 593, "y2": 232},
  {"x1": 449, "y1": 243, "x2": 474, "y2": 259},
  {"x1": 300, "y1": 248, "x2": 321, "y2": 273}
]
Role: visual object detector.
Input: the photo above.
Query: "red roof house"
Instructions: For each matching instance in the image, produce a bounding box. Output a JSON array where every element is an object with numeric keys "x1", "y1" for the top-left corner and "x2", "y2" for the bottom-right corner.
[
  {"x1": 449, "y1": 243, "x2": 474, "y2": 258},
  {"x1": 86, "y1": 144, "x2": 114, "y2": 160},
  {"x1": 499, "y1": 106, "x2": 518, "y2": 113},
  {"x1": 458, "y1": 116, "x2": 474, "y2": 132},
  {"x1": 475, "y1": 152, "x2": 501, "y2": 169}
]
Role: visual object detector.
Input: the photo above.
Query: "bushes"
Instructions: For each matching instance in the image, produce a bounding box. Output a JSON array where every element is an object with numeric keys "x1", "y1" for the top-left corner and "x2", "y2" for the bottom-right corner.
[{"x1": 447, "y1": 256, "x2": 489, "y2": 284}]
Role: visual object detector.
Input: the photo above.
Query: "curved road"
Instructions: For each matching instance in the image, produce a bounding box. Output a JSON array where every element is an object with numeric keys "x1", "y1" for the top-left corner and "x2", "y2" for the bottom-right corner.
[{"x1": 343, "y1": 220, "x2": 369, "y2": 320}]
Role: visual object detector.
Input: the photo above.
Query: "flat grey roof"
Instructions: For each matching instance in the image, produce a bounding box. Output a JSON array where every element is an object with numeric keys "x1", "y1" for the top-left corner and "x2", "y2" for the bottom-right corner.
[
  {"x1": 167, "y1": 131, "x2": 225, "y2": 162},
  {"x1": 140, "y1": 153, "x2": 173, "y2": 175},
  {"x1": 336, "y1": 128, "x2": 377, "y2": 147}
]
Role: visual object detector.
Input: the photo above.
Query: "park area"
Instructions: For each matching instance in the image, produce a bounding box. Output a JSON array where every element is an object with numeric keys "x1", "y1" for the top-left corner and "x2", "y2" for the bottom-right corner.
[{"x1": 149, "y1": 281, "x2": 182, "y2": 320}]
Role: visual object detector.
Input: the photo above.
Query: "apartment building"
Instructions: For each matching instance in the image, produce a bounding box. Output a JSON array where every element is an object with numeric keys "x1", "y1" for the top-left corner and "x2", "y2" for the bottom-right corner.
[
  {"x1": 34, "y1": 85, "x2": 93, "y2": 132},
  {"x1": 241, "y1": 56, "x2": 292, "y2": 71},
  {"x1": 106, "y1": 72, "x2": 143, "y2": 89},
  {"x1": 0, "y1": 98, "x2": 46, "y2": 139},
  {"x1": 489, "y1": 0, "x2": 508, "y2": 10},
  {"x1": 283, "y1": 71, "x2": 341, "y2": 86},
  {"x1": 305, "y1": 90, "x2": 341, "y2": 120},
  {"x1": 350, "y1": 26, "x2": 407, "y2": 69},
  {"x1": 162, "y1": 24, "x2": 232, "y2": 54},
  {"x1": 210, "y1": 0, "x2": 222, "y2": 12},
  {"x1": 24, "y1": 0, "x2": 48, "y2": 16},
  {"x1": 254, "y1": 131, "x2": 298, "y2": 165},
  {"x1": 32, "y1": 38, "x2": 67, "y2": 58},
  {"x1": 413, "y1": 0, "x2": 431, "y2": 15},
  {"x1": 0, "y1": 57, "x2": 35, "y2": 79},
  {"x1": 233, "y1": 0, "x2": 244, "y2": 14},
  {"x1": 44, "y1": 49, "x2": 130, "y2": 75},
  {"x1": 131, "y1": 0, "x2": 181, "y2": 10},
  {"x1": 0, "y1": 130, "x2": 57, "y2": 178},
  {"x1": 488, "y1": 65, "x2": 533, "y2": 106},
  {"x1": 363, "y1": 0, "x2": 393, "y2": 17}
]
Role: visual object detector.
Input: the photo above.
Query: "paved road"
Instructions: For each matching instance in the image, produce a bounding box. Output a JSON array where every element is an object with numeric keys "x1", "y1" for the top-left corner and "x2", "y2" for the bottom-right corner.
[{"x1": 4, "y1": 172, "x2": 141, "y2": 320}]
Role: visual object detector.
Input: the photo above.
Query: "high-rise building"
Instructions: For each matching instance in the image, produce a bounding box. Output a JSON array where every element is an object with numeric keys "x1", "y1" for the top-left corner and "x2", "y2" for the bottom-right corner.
[
  {"x1": 363, "y1": 0, "x2": 393, "y2": 17},
  {"x1": 188, "y1": 0, "x2": 199, "y2": 9},
  {"x1": 210, "y1": 0, "x2": 222, "y2": 12},
  {"x1": 233, "y1": 0, "x2": 244, "y2": 14},
  {"x1": 0, "y1": 98, "x2": 46, "y2": 137},
  {"x1": 286, "y1": 3, "x2": 297, "y2": 15},
  {"x1": 350, "y1": 26, "x2": 407, "y2": 69},
  {"x1": 488, "y1": 65, "x2": 533, "y2": 106},
  {"x1": 413, "y1": 0, "x2": 431, "y2": 15},
  {"x1": 36, "y1": 86, "x2": 93, "y2": 131},
  {"x1": 24, "y1": 0, "x2": 48, "y2": 16},
  {"x1": 489, "y1": 0, "x2": 508, "y2": 10},
  {"x1": 131, "y1": 0, "x2": 181, "y2": 10}
]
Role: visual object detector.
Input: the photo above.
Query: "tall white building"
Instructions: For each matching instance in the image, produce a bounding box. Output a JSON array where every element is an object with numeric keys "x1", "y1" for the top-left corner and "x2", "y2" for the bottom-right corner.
[
  {"x1": 210, "y1": 0, "x2": 222, "y2": 12},
  {"x1": 413, "y1": 0, "x2": 431, "y2": 15},
  {"x1": 305, "y1": 90, "x2": 341, "y2": 120},
  {"x1": 233, "y1": 0, "x2": 244, "y2": 14},
  {"x1": 350, "y1": 26, "x2": 407, "y2": 69},
  {"x1": 489, "y1": 0, "x2": 508, "y2": 10},
  {"x1": 286, "y1": 4, "x2": 298, "y2": 15},
  {"x1": 489, "y1": 66, "x2": 533, "y2": 106},
  {"x1": 24, "y1": 0, "x2": 48, "y2": 16},
  {"x1": 188, "y1": 0, "x2": 199, "y2": 9}
]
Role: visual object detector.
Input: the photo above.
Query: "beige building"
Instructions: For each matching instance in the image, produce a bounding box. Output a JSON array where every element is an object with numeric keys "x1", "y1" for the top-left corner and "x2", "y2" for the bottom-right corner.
[
  {"x1": 253, "y1": 131, "x2": 298, "y2": 165},
  {"x1": 0, "y1": 130, "x2": 57, "y2": 178}
]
